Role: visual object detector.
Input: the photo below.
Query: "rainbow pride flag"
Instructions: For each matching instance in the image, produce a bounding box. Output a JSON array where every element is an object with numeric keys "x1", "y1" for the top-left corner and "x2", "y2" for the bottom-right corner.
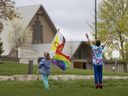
[{"x1": 50, "y1": 32, "x2": 71, "y2": 70}]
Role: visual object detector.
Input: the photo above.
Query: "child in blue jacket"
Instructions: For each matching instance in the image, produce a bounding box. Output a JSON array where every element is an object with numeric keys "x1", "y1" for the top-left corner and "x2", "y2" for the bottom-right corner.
[{"x1": 38, "y1": 52, "x2": 51, "y2": 89}]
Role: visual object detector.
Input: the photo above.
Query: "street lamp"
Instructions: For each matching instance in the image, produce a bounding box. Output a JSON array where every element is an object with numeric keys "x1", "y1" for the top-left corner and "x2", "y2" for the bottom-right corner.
[{"x1": 95, "y1": 0, "x2": 97, "y2": 41}]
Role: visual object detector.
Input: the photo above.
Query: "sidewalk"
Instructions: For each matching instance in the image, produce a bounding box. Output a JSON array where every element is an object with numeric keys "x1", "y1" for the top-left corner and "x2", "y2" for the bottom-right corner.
[{"x1": 0, "y1": 75, "x2": 128, "y2": 81}]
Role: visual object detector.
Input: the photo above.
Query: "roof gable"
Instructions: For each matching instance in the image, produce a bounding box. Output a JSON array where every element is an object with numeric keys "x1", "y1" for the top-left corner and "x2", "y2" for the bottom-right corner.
[
  {"x1": 17, "y1": 4, "x2": 57, "y2": 33},
  {"x1": 17, "y1": 4, "x2": 40, "y2": 26},
  {"x1": 31, "y1": 41, "x2": 81, "y2": 57}
]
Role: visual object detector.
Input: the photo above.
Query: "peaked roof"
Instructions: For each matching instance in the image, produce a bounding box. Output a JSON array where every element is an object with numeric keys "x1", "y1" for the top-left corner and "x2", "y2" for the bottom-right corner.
[
  {"x1": 31, "y1": 41, "x2": 81, "y2": 57},
  {"x1": 17, "y1": 4, "x2": 57, "y2": 33}
]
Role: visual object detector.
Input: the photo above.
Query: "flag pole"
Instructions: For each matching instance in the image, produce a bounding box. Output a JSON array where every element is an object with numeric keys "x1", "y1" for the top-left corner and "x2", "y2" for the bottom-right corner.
[
  {"x1": 46, "y1": 28, "x2": 60, "y2": 54},
  {"x1": 36, "y1": 28, "x2": 60, "y2": 75},
  {"x1": 95, "y1": 0, "x2": 97, "y2": 41}
]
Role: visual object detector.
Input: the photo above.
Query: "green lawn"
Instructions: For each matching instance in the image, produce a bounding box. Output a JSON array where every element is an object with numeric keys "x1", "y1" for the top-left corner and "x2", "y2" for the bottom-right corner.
[
  {"x1": 0, "y1": 61, "x2": 128, "y2": 96},
  {"x1": 0, "y1": 61, "x2": 37, "y2": 75},
  {"x1": 0, "y1": 61, "x2": 128, "y2": 76},
  {"x1": 0, "y1": 79, "x2": 128, "y2": 96}
]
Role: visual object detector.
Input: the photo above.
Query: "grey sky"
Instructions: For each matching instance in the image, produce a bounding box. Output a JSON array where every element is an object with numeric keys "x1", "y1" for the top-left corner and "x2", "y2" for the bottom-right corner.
[{"x1": 14, "y1": 0, "x2": 99, "y2": 41}]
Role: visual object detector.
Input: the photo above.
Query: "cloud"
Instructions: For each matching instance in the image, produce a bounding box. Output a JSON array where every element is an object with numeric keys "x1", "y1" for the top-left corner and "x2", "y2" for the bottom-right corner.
[{"x1": 14, "y1": 0, "x2": 97, "y2": 41}]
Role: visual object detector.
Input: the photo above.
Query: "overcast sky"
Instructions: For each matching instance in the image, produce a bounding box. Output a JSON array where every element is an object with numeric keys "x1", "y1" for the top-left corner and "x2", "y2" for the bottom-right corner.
[{"x1": 14, "y1": 0, "x2": 100, "y2": 41}]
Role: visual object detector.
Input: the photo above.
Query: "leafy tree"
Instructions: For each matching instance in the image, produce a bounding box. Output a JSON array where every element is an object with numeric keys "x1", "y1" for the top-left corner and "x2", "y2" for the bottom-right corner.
[
  {"x1": 93, "y1": 0, "x2": 128, "y2": 72},
  {"x1": 124, "y1": 41, "x2": 128, "y2": 62},
  {"x1": 0, "y1": 0, "x2": 18, "y2": 32}
]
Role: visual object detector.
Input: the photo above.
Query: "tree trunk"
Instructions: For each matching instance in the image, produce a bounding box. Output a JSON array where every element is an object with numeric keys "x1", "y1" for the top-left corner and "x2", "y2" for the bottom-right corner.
[{"x1": 120, "y1": 41, "x2": 127, "y2": 72}]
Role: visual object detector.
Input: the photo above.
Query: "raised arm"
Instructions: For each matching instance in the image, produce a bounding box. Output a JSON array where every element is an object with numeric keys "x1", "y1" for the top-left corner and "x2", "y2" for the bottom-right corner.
[
  {"x1": 103, "y1": 35, "x2": 111, "y2": 46},
  {"x1": 85, "y1": 34, "x2": 93, "y2": 46},
  {"x1": 37, "y1": 69, "x2": 40, "y2": 74}
]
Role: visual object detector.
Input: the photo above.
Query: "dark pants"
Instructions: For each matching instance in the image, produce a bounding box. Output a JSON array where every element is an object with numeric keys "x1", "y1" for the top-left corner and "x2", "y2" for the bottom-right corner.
[{"x1": 93, "y1": 64, "x2": 103, "y2": 85}]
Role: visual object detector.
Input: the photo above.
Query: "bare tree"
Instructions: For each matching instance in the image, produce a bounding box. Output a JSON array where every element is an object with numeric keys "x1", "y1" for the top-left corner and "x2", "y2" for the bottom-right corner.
[{"x1": 7, "y1": 18, "x2": 32, "y2": 57}]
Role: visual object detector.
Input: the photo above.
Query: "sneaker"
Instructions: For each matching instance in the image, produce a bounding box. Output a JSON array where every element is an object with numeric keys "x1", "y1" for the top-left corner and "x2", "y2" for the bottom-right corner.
[
  {"x1": 95, "y1": 84, "x2": 99, "y2": 89},
  {"x1": 99, "y1": 84, "x2": 103, "y2": 89}
]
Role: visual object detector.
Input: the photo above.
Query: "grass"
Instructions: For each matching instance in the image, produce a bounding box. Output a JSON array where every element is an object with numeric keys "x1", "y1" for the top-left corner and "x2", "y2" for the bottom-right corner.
[
  {"x1": 0, "y1": 61, "x2": 38, "y2": 75},
  {"x1": 0, "y1": 61, "x2": 128, "y2": 76},
  {"x1": 0, "y1": 79, "x2": 128, "y2": 96},
  {"x1": 0, "y1": 61, "x2": 128, "y2": 96}
]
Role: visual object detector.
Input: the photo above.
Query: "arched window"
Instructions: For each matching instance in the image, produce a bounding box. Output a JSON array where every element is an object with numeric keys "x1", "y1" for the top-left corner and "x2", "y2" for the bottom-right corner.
[{"x1": 32, "y1": 17, "x2": 43, "y2": 44}]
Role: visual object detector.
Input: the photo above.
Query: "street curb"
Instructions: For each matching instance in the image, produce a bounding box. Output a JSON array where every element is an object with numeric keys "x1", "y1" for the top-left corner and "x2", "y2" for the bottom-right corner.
[{"x1": 0, "y1": 75, "x2": 128, "y2": 81}]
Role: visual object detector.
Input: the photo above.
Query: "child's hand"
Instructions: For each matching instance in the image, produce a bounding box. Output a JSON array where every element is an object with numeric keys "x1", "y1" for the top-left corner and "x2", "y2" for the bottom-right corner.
[
  {"x1": 108, "y1": 34, "x2": 112, "y2": 40},
  {"x1": 85, "y1": 34, "x2": 89, "y2": 38},
  {"x1": 37, "y1": 76, "x2": 39, "y2": 80},
  {"x1": 36, "y1": 69, "x2": 39, "y2": 74},
  {"x1": 108, "y1": 34, "x2": 111, "y2": 38}
]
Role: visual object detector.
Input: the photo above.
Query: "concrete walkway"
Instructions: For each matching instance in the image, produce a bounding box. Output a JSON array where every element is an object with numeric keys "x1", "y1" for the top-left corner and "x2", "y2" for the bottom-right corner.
[{"x1": 0, "y1": 75, "x2": 128, "y2": 81}]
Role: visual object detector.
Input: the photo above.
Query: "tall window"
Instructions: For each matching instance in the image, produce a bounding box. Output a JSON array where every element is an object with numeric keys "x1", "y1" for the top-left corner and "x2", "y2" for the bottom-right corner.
[{"x1": 32, "y1": 17, "x2": 43, "y2": 44}]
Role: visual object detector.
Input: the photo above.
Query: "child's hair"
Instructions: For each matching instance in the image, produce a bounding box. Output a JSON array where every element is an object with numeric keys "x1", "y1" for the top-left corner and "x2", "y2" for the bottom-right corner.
[
  {"x1": 44, "y1": 52, "x2": 50, "y2": 60},
  {"x1": 95, "y1": 40, "x2": 101, "y2": 46}
]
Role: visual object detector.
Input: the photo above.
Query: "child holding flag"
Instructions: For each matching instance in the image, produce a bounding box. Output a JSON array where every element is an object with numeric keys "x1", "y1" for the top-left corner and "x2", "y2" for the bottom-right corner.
[
  {"x1": 37, "y1": 52, "x2": 51, "y2": 89},
  {"x1": 85, "y1": 34, "x2": 110, "y2": 89}
]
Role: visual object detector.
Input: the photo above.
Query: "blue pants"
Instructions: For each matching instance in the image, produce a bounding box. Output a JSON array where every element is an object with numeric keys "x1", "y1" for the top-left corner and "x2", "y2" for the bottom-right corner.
[
  {"x1": 41, "y1": 74, "x2": 49, "y2": 89},
  {"x1": 93, "y1": 64, "x2": 103, "y2": 85}
]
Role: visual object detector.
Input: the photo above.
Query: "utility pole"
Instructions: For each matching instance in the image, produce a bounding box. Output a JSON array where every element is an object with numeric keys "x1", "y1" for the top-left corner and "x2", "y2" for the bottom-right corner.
[{"x1": 95, "y1": 0, "x2": 97, "y2": 41}]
